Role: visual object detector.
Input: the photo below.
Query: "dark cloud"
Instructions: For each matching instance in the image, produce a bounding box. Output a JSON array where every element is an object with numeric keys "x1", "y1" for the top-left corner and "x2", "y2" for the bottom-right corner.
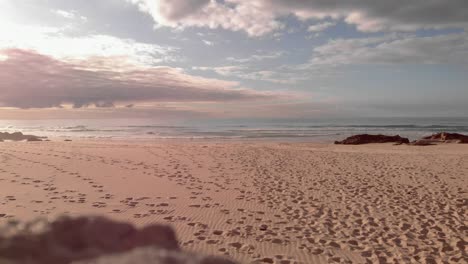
[
  {"x1": 158, "y1": 0, "x2": 210, "y2": 20},
  {"x1": 130, "y1": 0, "x2": 468, "y2": 35},
  {"x1": 267, "y1": 0, "x2": 468, "y2": 31},
  {"x1": 0, "y1": 49, "x2": 277, "y2": 109}
]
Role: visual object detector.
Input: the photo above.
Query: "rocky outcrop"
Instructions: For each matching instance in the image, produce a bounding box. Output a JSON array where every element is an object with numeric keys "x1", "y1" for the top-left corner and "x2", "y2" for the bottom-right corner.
[
  {"x1": 335, "y1": 134, "x2": 410, "y2": 145},
  {"x1": 409, "y1": 140, "x2": 436, "y2": 146},
  {"x1": 0, "y1": 132, "x2": 44, "y2": 142},
  {"x1": 421, "y1": 132, "x2": 468, "y2": 143},
  {"x1": 0, "y1": 216, "x2": 236, "y2": 264}
]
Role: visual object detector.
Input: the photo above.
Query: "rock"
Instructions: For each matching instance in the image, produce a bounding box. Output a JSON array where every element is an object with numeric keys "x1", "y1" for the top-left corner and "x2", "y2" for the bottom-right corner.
[
  {"x1": 0, "y1": 216, "x2": 236, "y2": 264},
  {"x1": 259, "y1": 225, "x2": 268, "y2": 231},
  {"x1": 27, "y1": 137, "x2": 42, "y2": 142},
  {"x1": 422, "y1": 132, "x2": 468, "y2": 143},
  {"x1": 335, "y1": 134, "x2": 410, "y2": 145},
  {"x1": 0, "y1": 132, "x2": 44, "y2": 142},
  {"x1": 410, "y1": 140, "x2": 437, "y2": 146},
  {"x1": 11, "y1": 132, "x2": 23, "y2": 138}
]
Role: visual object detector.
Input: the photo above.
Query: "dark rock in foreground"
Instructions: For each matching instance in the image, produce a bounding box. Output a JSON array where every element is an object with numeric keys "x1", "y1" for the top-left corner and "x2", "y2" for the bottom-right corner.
[
  {"x1": 335, "y1": 134, "x2": 410, "y2": 145},
  {"x1": 0, "y1": 132, "x2": 44, "y2": 142},
  {"x1": 421, "y1": 132, "x2": 468, "y2": 143},
  {"x1": 0, "y1": 216, "x2": 236, "y2": 264}
]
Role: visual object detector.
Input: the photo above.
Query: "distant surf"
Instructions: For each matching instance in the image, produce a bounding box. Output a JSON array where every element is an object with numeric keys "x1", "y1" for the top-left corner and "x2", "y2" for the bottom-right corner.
[{"x1": 1, "y1": 117, "x2": 467, "y2": 142}]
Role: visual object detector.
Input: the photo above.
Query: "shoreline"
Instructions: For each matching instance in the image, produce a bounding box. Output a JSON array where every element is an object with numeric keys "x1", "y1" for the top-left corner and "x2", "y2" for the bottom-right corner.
[{"x1": 3, "y1": 134, "x2": 468, "y2": 149}]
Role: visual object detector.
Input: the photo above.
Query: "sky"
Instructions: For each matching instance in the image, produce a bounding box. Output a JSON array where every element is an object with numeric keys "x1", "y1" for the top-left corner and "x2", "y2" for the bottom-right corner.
[{"x1": 0, "y1": 0, "x2": 467, "y2": 120}]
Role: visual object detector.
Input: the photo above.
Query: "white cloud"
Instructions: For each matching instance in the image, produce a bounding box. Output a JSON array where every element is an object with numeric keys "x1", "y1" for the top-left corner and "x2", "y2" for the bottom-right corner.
[
  {"x1": 0, "y1": 23, "x2": 178, "y2": 65},
  {"x1": 236, "y1": 70, "x2": 296, "y2": 84},
  {"x1": 53, "y1": 9, "x2": 88, "y2": 21},
  {"x1": 227, "y1": 51, "x2": 284, "y2": 63},
  {"x1": 193, "y1": 66, "x2": 245, "y2": 76},
  {"x1": 194, "y1": 65, "x2": 296, "y2": 84},
  {"x1": 54, "y1": 10, "x2": 75, "y2": 19},
  {"x1": 310, "y1": 32, "x2": 468, "y2": 66},
  {"x1": 308, "y1": 22, "x2": 336, "y2": 32},
  {"x1": 202, "y1": 40, "x2": 214, "y2": 46}
]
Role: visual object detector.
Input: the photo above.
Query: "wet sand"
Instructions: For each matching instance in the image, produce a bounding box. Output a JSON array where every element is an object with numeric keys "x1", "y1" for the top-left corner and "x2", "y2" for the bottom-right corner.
[{"x1": 0, "y1": 140, "x2": 466, "y2": 263}]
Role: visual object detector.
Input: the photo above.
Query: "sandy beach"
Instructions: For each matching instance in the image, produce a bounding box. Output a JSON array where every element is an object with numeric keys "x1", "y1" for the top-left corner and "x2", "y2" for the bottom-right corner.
[{"x1": 0, "y1": 140, "x2": 466, "y2": 263}]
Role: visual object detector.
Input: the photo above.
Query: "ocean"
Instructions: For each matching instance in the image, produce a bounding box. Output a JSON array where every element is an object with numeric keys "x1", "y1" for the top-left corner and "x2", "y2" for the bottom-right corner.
[{"x1": 1, "y1": 117, "x2": 467, "y2": 142}]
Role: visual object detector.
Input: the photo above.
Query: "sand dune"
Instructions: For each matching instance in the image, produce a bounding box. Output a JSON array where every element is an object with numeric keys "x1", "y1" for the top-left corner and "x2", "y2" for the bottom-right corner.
[{"x1": 0, "y1": 141, "x2": 466, "y2": 263}]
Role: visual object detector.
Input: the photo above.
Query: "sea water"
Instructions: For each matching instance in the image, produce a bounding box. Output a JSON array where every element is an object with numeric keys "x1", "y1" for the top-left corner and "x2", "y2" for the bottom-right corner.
[{"x1": 1, "y1": 117, "x2": 467, "y2": 142}]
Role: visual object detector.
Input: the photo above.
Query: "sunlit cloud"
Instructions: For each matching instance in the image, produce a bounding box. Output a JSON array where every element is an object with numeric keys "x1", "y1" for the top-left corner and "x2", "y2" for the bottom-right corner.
[{"x1": 0, "y1": 23, "x2": 178, "y2": 65}]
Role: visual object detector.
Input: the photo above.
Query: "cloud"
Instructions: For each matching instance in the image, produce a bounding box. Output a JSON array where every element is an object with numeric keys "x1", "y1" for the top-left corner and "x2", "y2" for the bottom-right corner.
[
  {"x1": 0, "y1": 23, "x2": 178, "y2": 65},
  {"x1": 235, "y1": 70, "x2": 297, "y2": 84},
  {"x1": 193, "y1": 65, "x2": 298, "y2": 84},
  {"x1": 129, "y1": 0, "x2": 210, "y2": 21},
  {"x1": 308, "y1": 22, "x2": 336, "y2": 32},
  {"x1": 310, "y1": 32, "x2": 468, "y2": 66},
  {"x1": 193, "y1": 66, "x2": 246, "y2": 76},
  {"x1": 193, "y1": 51, "x2": 290, "y2": 83},
  {"x1": 268, "y1": 0, "x2": 468, "y2": 32},
  {"x1": 54, "y1": 10, "x2": 76, "y2": 19},
  {"x1": 128, "y1": 0, "x2": 283, "y2": 36},
  {"x1": 227, "y1": 51, "x2": 284, "y2": 63},
  {"x1": 53, "y1": 9, "x2": 88, "y2": 21},
  {"x1": 0, "y1": 49, "x2": 278, "y2": 109},
  {"x1": 202, "y1": 40, "x2": 214, "y2": 46},
  {"x1": 0, "y1": 105, "x2": 215, "y2": 120},
  {"x1": 129, "y1": 0, "x2": 468, "y2": 36}
]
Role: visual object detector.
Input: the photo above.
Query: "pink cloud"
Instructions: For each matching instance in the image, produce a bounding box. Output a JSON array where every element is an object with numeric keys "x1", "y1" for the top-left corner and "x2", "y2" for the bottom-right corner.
[{"x1": 0, "y1": 49, "x2": 278, "y2": 109}]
